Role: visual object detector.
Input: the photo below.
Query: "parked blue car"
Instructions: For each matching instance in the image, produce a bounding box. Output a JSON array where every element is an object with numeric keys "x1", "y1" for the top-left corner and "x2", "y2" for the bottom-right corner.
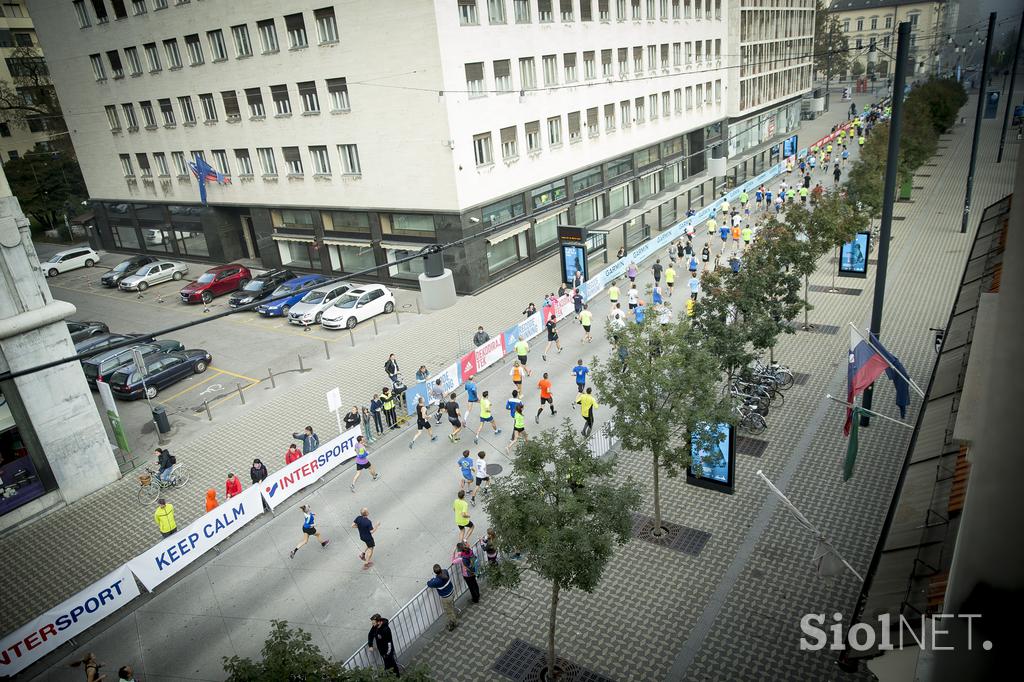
[
  {"x1": 108, "y1": 349, "x2": 212, "y2": 400},
  {"x1": 254, "y1": 274, "x2": 329, "y2": 317}
]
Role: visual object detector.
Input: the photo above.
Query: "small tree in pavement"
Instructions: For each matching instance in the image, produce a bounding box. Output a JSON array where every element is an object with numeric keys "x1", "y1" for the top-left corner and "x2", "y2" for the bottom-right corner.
[
  {"x1": 484, "y1": 422, "x2": 639, "y2": 680},
  {"x1": 592, "y1": 320, "x2": 729, "y2": 537}
]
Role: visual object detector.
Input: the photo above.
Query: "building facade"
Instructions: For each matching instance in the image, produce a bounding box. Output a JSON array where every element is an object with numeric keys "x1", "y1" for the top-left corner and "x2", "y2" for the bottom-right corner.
[
  {"x1": 33, "y1": 0, "x2": 812, "y2": 294},
  {"x1": 828, "y1": 0, "x2": 954, "y2": 79},
  {"x1": 0, "y1": 0, "x2": 56, "y2": 162}
]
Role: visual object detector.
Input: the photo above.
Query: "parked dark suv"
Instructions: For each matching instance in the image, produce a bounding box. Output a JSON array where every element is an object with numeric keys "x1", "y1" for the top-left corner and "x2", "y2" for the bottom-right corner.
[
  {"x1": 227, "y1": 269, "x2": 296, "y2": 309},
  {"x1": 179, "y1": 264, "x2": 252, "y2": 304},
  {"x1": 100, "y1": 255, "x2": 159, "y2": 287}
]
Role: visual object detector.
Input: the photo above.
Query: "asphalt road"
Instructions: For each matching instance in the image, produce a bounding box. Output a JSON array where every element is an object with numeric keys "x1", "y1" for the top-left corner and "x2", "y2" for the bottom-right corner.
[{"x1": 31, "y1": 242, "x2": 422, "y2": 469}]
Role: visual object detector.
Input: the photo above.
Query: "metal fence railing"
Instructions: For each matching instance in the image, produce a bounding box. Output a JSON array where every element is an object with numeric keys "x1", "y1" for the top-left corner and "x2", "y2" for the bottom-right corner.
[{"x1": 343, "y1": 542, "x2": 486, "y2": 671}]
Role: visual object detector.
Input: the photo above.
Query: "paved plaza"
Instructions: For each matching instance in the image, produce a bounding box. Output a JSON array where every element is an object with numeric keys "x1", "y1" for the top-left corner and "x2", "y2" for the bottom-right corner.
[{"x1": 7, "y1": 93, "x2": 1016, "y2": 681}]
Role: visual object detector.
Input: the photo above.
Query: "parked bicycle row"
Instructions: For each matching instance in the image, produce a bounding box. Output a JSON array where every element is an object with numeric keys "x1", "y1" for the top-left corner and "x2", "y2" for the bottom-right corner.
[{"x1": 728, "y1": 357, "x2": 795, "y2": 435}]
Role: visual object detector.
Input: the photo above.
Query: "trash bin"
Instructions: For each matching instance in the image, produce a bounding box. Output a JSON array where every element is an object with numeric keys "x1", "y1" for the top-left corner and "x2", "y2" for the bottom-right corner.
[
  {"x1": 152, "y1": 406, "x2": 171, "y2": 434},
  {"x1": 899, "y1": 179, "x2": 913, "y2": 200}
]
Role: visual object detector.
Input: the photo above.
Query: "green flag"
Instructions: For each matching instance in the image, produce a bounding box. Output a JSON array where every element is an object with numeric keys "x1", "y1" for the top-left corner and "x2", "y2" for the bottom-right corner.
[{"x1": 844, "y1": 407, "x2": 862, "y2": 481}]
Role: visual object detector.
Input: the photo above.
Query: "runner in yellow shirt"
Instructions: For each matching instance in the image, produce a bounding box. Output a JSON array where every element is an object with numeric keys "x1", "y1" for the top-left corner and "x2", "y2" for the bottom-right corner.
[
  {"x1": 574, "y1": 387, "x2": 598, "y2": 437},
  {"x1": 578, "y1": 305, "x2": 594, "y2": 343},
  {"x1": 609, "y1": 281, "x2": 620, "y2": 306},
  {"x1": 664, "y1": 264, "x2": 676, "y2": 297}
]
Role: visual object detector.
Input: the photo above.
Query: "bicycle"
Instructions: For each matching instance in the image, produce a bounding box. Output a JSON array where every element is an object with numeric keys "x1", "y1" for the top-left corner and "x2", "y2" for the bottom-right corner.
[
  {"x1": 734, "y1": 401, "x2": 767, "y2": 435},
  {"x1": 729, "y1": 384, "x2": 771, "y2": 415},
  {"x1": 138, "y1": 465, "x2": 190, "y2": 505},
  {"x1": 752, "y1": 359, "x2": 795, "y2": 392}
]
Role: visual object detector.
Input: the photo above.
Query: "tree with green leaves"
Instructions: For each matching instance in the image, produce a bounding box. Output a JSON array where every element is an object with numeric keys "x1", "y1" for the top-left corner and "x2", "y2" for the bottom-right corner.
[
  {"x1": 851, "y1": 60, "x2": 866, "y2": 78},
  {"x1": 813, "y1": 0, "x2": 850, "y2": 81},
  {"x1": 484, "y1": 422, "x2": 639, "y2": 680},
  {"x1": 2, "y1": 144, "x2": 87, "y2": 233},
  {"x1": 223, "y1": 620, "x2": 431, "y2": 681},
  {"x1": 591, "y1": 319, "x2": 730, "y2": 537},
  {"x1": 846, "y1": 122, "x2": 890, "y2": 219}
]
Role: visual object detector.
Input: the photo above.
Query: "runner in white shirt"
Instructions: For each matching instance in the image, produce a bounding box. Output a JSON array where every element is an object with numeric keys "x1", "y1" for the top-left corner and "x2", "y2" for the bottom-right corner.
[
  {"x1": 658, "y1": 302, "x2": 673, "y2": 326},
  {"x1": 627, "y1": 286, "x2": 639, "y2": 309},
  {"x1": 470, "y1": 451, "x2": 491, "y2": 505},
  {"x1": 732, "y1": 213, "x2": 743, "y2": 228}
]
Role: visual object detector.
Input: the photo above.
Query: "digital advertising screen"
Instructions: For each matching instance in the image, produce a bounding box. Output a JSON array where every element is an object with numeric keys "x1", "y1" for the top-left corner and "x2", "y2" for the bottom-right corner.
[
  {"x1": 686, "y1": 422, "x2": 736, "y2": 494},
  {"x1": 783, "y1": 134, "x2": 799, "y2": 158},
  {"x1": 838, "y1": 231, "x2": 871, "y2": 279},
  {"x1": 561, "y1": 243, "x2": 587, "y2": 285}
]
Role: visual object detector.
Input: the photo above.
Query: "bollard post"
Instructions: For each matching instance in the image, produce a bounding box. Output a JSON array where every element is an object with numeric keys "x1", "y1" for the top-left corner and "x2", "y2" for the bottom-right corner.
[
  {"x1": 349, "y1": 329, "x2": 356, "y2": 347},
  {"x1": 324, "y1": 340, "x2": 331, "y2": 360},
  {"x1": 203, "y1": 400, "x2": 212, "y2": 421},
  {"x1": 395, "y1": 309, "x2": 401, "y2": 325},
  {"x1": 268, "y1": 368, "x2": 276, "y2": 389},
  {"x1": 416, "y1": 298, "x2": 421, "y2": 314},
  {"x1": 372, "y1": 318, "x2": 379, "y2": 335},
  {"x1": 236, "y1": 382, "x2": 246, "y2": 405},
  {"x1": 298, "y1": 354, "x2": 305, "y2": 373}
]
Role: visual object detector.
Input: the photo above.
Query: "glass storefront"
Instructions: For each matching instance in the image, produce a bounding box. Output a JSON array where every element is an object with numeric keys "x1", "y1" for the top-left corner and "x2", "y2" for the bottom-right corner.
[
  {"x1": 328, "y1": 243, "x2": 375, "y2": 273},
  {"x1": 575, "y1": 195, "x2": 604, "y2": 227},
  {"x1": 487, "y1": 231, "x2": 528, "y2": 273},
  {"x1": 277, "y1": 239, "x2": 318, "y2": 269},
  {"x1": 175, "y1": 229, "x2": 209, "y2": 257},
  {"x1": 0, "y1": 393, "x2": 46, "y2": 517},
  {"x1": 609, "y1": 182, "x2": 632, "y2": 214},
  {"x1": 384, "y1": 214, "x2": 436, "y2": 237},
  {"x1": 534, "y1": 211, "x2": 565, "y2": 250},
  {"x1": 386, "y1": 247, "x2": 427, "y2": 280},
  {"x1": 111, "y1": 222, "x2": 140, "y2": 249}
]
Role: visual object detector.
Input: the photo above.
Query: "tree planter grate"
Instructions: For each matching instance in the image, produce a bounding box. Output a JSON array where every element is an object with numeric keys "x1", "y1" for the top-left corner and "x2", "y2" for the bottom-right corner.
[
  {"x1": 493, "y1": 639, "x2": 616, "y2": 682},
  {"x1": 631, "y1": 513, "x2": 711, "y2": 556},
  {"x1": 791, "y1": 372, "x2": 811, "y2": 386},
  {"x1": 806, "y1": 323, "x2": 840, "y2": 335},
  {"x1": 808, "y1": 285, "x2": 862, "y2": 297},
  {"x1": 736, "y1": 436, "x2": 769, "y2": 458}
]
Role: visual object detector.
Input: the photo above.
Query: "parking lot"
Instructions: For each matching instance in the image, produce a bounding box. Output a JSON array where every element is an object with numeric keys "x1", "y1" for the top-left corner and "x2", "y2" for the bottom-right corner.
[{"x1": 35, "y1": 243, "x2": 423, "y2": 467}]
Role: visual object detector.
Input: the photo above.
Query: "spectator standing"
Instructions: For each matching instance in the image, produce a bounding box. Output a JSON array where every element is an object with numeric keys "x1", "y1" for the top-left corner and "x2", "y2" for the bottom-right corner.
[
  {"x1": 343, "y1": 406, "x2": 361, "y2": 431},
  {"x1": 454, "y1": 490, "x2": 474, "y2": 543},
  {"x1": 454, "y1": 542, "x2": 480, "y2": 604},
  {"x1": 289, "y1": 504, "x2": 329, "y2": 558},
  {"x1": 381, "y1": 387, "x2": 398, "y2": 429},
  {"x1": 473, "y1": 326, "x2": 490, "y2": 347},
  {"x1": 522, "y1": 301, "x2": 537, "y2": 318},
  {"x1": 250, "y1": 458, "x2": 268, "y2": 484},
  {"x1": 205, "y1": 489, "x2": 218, "y2": 513},
  {"x1": 361, "y1": 407, "x2": 375, "y2": 443},
  {"x1": 428, "y1": 564, "x2": 458, "y2": 631},
  {"x1": 367, "y1": 614, "x2": 399, "y2": 677},
  {"x1": 154, "y1": 498, "x2": 176, "y2": 538},
  {"x1": 483, "y1": 528, "x2": 499, "y2": 565},
  {"x1": 350, "y1": 436, "x2": 379, "y2": 491},
  {"x1": 292, "y1": 426, "x2": 320, "y2": 454},
  {"x1": 415, "y1": 365, "x2": 430, "y2": 383},
  {"x1": 285, "y1": 443, "x2": 302, "y2": 465},
  {"x1": 369, "y1": 394, "x2": 385, "y2": 435},
  {"x1": 352, "y1": 507, "x2": 379, "y2": 568},
  {"x1": 384, "y1": 354, "x2": 400, "y2": 385},
  {"x1": 225, "y1": 473, "x2": 242, "y2": 498}
]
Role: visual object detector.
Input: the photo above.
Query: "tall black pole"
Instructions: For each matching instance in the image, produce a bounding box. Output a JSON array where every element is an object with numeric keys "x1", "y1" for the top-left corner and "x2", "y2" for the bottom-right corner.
[
  {"x1": 860, "y1": 21, "x2": 911, "y2": 427},
  {"x1": 824, "y1": 27, "x2": 833, "y2": 112},
  {"x1": 960, "y1": 12, "x2": 997, "y2": 232},
  {"x1": 997, "y1": 11, "x2": 1024, "y2": 163}
]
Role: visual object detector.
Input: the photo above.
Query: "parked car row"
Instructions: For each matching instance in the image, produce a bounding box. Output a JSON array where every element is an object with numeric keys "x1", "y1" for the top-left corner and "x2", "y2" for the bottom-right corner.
[{"x1": 69, "y1": 326, "x2": 211, "y2": 401}]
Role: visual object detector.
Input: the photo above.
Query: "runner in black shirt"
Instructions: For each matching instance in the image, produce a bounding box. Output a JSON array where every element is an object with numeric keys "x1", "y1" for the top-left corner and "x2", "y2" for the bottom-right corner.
[
  {"x1": 542, "y1": 315, "x2": 562, "y2": 361},
  {"x1": 445, "y1": 394, "x2": 464, "y2": 442}
]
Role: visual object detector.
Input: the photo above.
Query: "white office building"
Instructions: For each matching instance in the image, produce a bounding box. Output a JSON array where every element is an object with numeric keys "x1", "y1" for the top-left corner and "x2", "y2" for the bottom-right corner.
[{"x1": 32, "y1": 0, "x2": 812, "y2": 293}]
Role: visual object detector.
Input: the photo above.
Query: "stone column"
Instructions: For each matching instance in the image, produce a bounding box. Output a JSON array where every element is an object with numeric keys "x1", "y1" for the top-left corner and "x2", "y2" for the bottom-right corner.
[{"x1": 0, "y1": 166, "x2": 120, "y2": 506}]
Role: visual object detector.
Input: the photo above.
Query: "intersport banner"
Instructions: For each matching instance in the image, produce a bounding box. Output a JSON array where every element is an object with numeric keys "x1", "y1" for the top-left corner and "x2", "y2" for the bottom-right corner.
[
  {"x1": 128, "y1": 486, "x2": 264, "y2": 590},
  {"x1": 0, "y1": 565, "x2": 140, "y2": 675},
  {"x1": 259, "y1": 427, "x2": 362, "y2": 511}
]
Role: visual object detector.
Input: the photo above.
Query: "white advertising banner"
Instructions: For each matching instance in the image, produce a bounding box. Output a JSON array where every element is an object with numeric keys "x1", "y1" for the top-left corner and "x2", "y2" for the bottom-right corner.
[
  {"x1": 474, "y1": 335, "x2": 505, "y2": 373},
  {"x1": 128, "y1": 486, "x2": 265, "y2": 590},
  {"x1": 258, "y1": 427, "x2": 363, "y2": 511},
  {"x1": 430, "y1": 361, "x2": 462, "y2": 396},
  {"x1": 0, "y1": 565, "x2": 140, "y2": 676},
  {"x1": 518, "y1": 312, "x2": 544, "y2": 341}
]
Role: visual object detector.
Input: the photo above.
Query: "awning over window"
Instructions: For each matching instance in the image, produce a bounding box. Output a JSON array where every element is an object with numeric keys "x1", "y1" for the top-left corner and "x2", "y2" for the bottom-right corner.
[
  {"x1": 323, "y1": 238, "x2": 371, "y2": 248},
  {"x1": 272, "y1": 233, "x2": 314, "y2": 243},
  {"x1": 380, "y1": 241, "x2": 429, "y2": 252},
  {"x1": 486, "y1": 222, "x2": 530, "y2": 245}
]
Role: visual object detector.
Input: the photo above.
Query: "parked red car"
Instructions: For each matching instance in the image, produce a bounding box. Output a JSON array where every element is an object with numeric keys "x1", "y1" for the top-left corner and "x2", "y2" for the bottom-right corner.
[{"x1": 179, "y1": 264, "x2": 251, "y2": 304}]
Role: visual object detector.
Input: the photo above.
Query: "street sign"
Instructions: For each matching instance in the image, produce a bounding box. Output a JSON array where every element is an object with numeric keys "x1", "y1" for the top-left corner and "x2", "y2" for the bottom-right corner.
[
  {"x1": 131, "y1": 348, "x2": 148, "y2": 378},
  {"x1": 326, "y1": 387, "x2": 342, "y2": 413}
]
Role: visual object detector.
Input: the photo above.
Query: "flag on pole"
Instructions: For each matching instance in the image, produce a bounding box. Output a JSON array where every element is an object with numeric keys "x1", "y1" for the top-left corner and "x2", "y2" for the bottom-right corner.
[
  {"x1": 868, "y1": 332, "x2": 910, "y2": 418},
  {"x1": 188, "y1": 155, "x2": 231, "y2": 205},
  {"x1": 844, "y1": 406, "x2": 863, "y2": 481},
  {"x1": 844, "y1": 327, "x2": 890, "y2": 435}
]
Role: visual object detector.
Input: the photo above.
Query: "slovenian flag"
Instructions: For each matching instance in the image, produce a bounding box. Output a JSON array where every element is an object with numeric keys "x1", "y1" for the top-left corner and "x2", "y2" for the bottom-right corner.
[
  {"x1": 188, "y1": 155, "x2": 231, "y2": 205},
  {"x1": 844, "y1": 327, "x2": 891, "y2": 435}
]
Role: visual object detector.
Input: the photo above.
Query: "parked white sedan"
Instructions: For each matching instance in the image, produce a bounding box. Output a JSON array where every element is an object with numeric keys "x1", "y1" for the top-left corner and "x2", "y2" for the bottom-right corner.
[
  {"x1": 321, "y1": 284, "x2": 396, "y2": 330},
  {"x1": 40, "y1": 247, "x2": 100, "y2": 277},
  {"x1": 118, "y1": 260, "x2": 189, "y2": 291}
]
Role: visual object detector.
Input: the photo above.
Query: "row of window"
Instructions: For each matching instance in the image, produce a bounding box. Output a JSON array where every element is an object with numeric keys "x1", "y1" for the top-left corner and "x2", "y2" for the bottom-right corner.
[
  {"x1": 472, "y1": 80, "x2": 721, "y2": 166},
  {"x1": 74, "y1": 0, "x2": 174, "y2": 25},
  {"x1": 739, "y1": 8, "x2": 814, "y2": 44},
  {"x1": 457, "y1": 0, "x2": 722, "y2": 26},
  {"x1": 843, "y1": 13, "x2": 918, "y2": 33},
  {"x1": 103, "y1": 79, "x2": 351, "y2": 135},
  {"x1": 739, "y1": 38, "x2": 813, "y2": 78},
  {"x1": 86, "y1": 8, "x2": 339, "y2": 81},
  {"x1": 117, "y1": 144, "x2": 362, "y2": 179},
  {"x1": 465, "y1": 40, "x2": 722, "y2": 94},
  {"x1": 738, "y1": 65, "x2": 811, "y2": 111}
]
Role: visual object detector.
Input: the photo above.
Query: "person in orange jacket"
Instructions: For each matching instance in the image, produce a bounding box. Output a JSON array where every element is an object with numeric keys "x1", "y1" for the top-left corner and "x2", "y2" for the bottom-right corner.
[
  {"x1": 225, "y1": 472, "x2": 242, "y2": 498},
  {"x1": 205, "y1": 488, "x2": 218, "y2": 512}
]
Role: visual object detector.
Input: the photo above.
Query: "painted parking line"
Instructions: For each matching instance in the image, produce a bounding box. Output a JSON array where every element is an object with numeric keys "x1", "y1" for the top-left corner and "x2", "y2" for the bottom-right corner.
[
  {"x1": 157, "y1": 370, "x2": 226, "y2": 405},
  {"x1": 208, "y1": 366, "x2": 260, "y2": 383}
]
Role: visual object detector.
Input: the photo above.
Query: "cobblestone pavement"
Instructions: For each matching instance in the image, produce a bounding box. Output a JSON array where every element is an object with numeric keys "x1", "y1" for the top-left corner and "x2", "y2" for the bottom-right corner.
[
  {"x1": 14, "y1": 94, "x2": 912, "y2": 680},
  {"x1": 409, "y1": 97, "x2": 1019, "y2": 681}
]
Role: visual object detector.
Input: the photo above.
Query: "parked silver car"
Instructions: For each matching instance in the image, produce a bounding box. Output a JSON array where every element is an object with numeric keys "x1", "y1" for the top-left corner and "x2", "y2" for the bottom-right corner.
[
  {"x1": 287, "y1": 283, "x2": 352, "y2": 326},
  {"x1": 118, "y1": 261, "x2": 189, "y2": 292}
]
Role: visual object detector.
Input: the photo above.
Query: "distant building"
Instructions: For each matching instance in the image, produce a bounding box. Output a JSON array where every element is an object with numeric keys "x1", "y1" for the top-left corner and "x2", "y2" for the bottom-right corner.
[
  {"x1": 827, "y1": 0, "x2": 957, "y2": 79},
  {"x1": 0, "y1": 1, "x2": 58, "y2": 162},
  {"x1": 33, "y1": 0, "x2": 812, "y2": 293}
]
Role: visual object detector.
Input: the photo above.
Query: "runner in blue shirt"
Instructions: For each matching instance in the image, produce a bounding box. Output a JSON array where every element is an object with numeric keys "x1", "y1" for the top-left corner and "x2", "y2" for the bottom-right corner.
[
  {"x1": 290, "y1": 504, "x2": 329, "y2": 558},
  {"x1": 754, "y1": 189, "x2": 764, "y2": 208},
  {"x1": 457, "y1": 449, "x2": 475, "y2": 491},
  {"x1": 505, "y1": 390, "x2": 522, "y2": 418},
  {"x1": 572, "y1": 360, "x2": 589, "y2": 393},
  {"x1": 688, "y1": 276, "x2": 700, "y2": 300},
  {"x1": 765, "y1": 189, "x2": 773, "y2": 207},
  {"x1": 634, "y1": 301, "x2": 646, "y2": 324},
  {"x1": 464, "y1": 378, "x2": 479, "y2": 417},
  {"x1": 719, "y1": 224, "x2": 730, "y2": 246}
]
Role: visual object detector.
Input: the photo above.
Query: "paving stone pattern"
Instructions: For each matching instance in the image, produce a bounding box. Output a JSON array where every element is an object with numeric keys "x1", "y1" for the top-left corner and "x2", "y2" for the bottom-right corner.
[{"x1": 410, "y1": 100, "x2": 1018, "y2": 681}]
